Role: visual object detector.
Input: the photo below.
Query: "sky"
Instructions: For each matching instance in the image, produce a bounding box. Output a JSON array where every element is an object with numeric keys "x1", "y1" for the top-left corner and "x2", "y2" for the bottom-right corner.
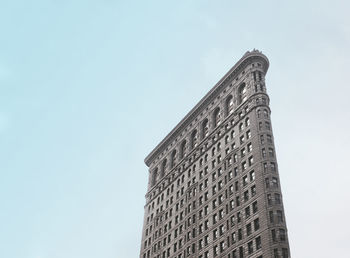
[{"x1": 0, "y1": 0, "x2": 350, "y2": 257}]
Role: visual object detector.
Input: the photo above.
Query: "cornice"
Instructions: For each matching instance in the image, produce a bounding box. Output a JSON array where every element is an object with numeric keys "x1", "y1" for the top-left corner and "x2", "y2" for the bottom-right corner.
[{"x1": 145, "y1": 50, "x2": 269, "y2": 167}]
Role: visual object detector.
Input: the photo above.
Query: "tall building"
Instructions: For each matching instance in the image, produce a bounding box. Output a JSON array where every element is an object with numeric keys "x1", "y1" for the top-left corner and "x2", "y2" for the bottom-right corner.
[{"x1": 140, "y1": 50, "x2": 290, "y2": 258}]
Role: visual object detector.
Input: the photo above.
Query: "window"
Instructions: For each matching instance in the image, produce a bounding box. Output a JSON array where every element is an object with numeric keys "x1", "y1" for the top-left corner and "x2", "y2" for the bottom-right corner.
[
  {"x1": 213, "y1": 213, "x2": 218, "y2": 224},
  {"x1": 241, "y1": 148, "x2": 246, "y2": 157},
  {"x1": 279, "y1": 228, "x2": 286, "y2": 241},
  {"x1": 213, "y1": 245, "x2": 218, "y2": 256},
  {"x1": 277, "y1": 210, "x2": 284, "y2": 223},
  {"x1": 213, "y1": 229, "x2": 218, "y2": 240},
  {"x1": 248, "y1": 241, "x2": 253, "y2": 254},
  {"x1": 272, "y1": 229, "x2": 276, "y2": 242},
  {"x1": 250, "y1": 170, "x2": 255, "y2": 181},
  {"x1": 191, "y1": 129, "x2": 198, "y2": 148},
  {"x1": 265, "y1": 121, "x2": 271, "y2": 130},
  {"x1": 202, "y1": 119, "x2": 209, "y2": 139},
  {"x1": 246, "y1": 223, "x2": 252, "y2": 236},
  {"x1": 272, "y1": 177, "x2": 278, "y2": 187},
  {"x1": 251, "y1": 185, "x2": 256, "y2": 196},
  {"x1": 248, "y1": 156, "x2": 254, "y2": 166},
  {"x1": 252, "y1": 201, "x2": 258, "y2": 213},
  {"x1": 213, "y1": 107, "x2": 221, "y2": 127},
  {"x1": 160, "y1": 159, "x2": 167, "y2": 178},
  {"x1": 244, "y1": 190, "x2": 249, "y2": 202},
  {"x1": 238, "y1": 228, "x2": 242, "y2": 240},
  {"x1": 260, "y1": 135, "x2": 265, "y2": 144},
  {"x1": 239, "y1": 246, "x2": 244, "y2": 258},
  {"x1": 271, "y1": 162, "x2": 276, "y2": 172},
  {"x1": 255, "y1": 236, "x2": 261, "y2": 250},
  {"x1": 220, "y1": 241, "x2": 225, "y2": 252},
  {"x1": 242, "y1": 161, "x2": 247, "y2": 171},
  {"x1": 230, "y1": 200, "x2": 235, "y2": 210},
  {"x1": 239, "y1": 123, "x2": 244, "y2": 132},
  {"x1": 269, "y1": 211, "x2": 274, "y2": 223},
  {"x1": 275, "y1": 193, "x2": 281, "y2": 204},
  {"x1": 230, "y1": 215, "x2": 235, "y2": 227},
  {"x1": 219, "y1": 224, "x2": 225, "y2": 235},
  {"x1": 219, "y1": 209, "x2": 224, "y2": 219},
  {"x1": 231, "y1": 130, "x2": 236, "y2": 139},
  {"x1": 231, "y1": 231, "x2": 236, "y2": 243},
  {"x1": 263, "y1": 109, "x2": 269, "y2": 118},
  {"x1": 263, "y1": 162, "x2": 267, "y2": 172},
  {"x1": 243, "y1": 175, "x2": 248, "y2": 186},
  {"x1": 226, "y1": 95, "x2": 234, "y2": 115},
  {"x1": 246, "y1": 130, "x2": 251, "y2": 139},
  {"x1": 180, "y1": 140, "x2": 187, "y2": 159},
  {"x1": 269, "y1": 148, "x2": 274, "y2": 158},
  {"x1": 254, "y1": 218, "x2": 260, "y2": 231},
  {"x1": 198, "y1": 239, "x2": 203, "y2": 250},
  {"x1": 267, "y1": 134, "x2": 272, "y2": 143},
  {"x1": 170, "y1": 150, "x2": 176, "y2": 168},
  {"x1": 247, "y1": 143, "x2": 252, "y2": 152},
  {"x1": 282, "y1": 248, "x2": 289, "y2": 258},
  {"x1": 238, "y1": 83, "x2": 247, "y2": 104},
  {"x1": 267, "y1": 194, "x2": 272, "y2": 205},
  {"x1": 245, "y1": 206, "x2": 251, "y2": 218},
  {"x1": 245, "y1": 118, "x2": 250, "y2": 127}
]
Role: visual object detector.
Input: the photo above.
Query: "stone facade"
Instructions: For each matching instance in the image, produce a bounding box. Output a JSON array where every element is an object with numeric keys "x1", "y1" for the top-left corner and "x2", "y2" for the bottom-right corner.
[{"x1": 140, "y1": 50, "x2": 290, "y2": 258}]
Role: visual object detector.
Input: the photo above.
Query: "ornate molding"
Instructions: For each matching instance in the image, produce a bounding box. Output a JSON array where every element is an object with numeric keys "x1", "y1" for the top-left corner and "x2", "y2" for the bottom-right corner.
[{"x1": 145, "y1": 50, "x2": 269, "y2": 167}]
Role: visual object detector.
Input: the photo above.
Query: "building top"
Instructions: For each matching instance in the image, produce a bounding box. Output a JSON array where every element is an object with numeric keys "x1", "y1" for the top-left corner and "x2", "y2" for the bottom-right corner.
[{"x1": 144, "y1": 49, "x2": 269, "y2": 167}]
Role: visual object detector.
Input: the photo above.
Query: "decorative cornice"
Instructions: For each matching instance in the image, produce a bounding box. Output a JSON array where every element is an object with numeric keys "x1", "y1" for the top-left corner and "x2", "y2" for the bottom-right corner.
[{"x1": 145, "y1": 50, "x2": 269, "y2": 167}]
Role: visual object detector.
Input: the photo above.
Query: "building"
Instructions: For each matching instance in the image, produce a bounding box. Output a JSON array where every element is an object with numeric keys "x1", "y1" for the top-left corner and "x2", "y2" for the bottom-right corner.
[{"x1": 140, "y1": 50, "x2": 290, "y2": 258}]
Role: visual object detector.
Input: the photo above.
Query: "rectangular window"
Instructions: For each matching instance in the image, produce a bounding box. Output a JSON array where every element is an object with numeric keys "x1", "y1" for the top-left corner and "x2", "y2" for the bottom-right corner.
[
  {"x1": 267, "y1": 134, "x2": 272, "y2": 143},
  {"x1": 280, "y1": 228, "x2": 286, "y2": 241},
  {"x1": 275, "y1": 193, "x2": 281, "y2": 204},
  {"x1": 271, "y1": 162, "x2": 276, "y2": 172},
  {"x1": 243, "y1": 175, "x2": 248, "y2": 186},
  {"x1": 248, "y1": 241, "x2": 253, "y2": 254},
  {"x1": 250, "y1": 170, "x2": 255, "y2": 181},
  {"x1": 252, "y1": 201, "x2": 258, "y2": 213},
  {"x1": 255, "y1": 236, "x2": 261, "y2": 250},
  {"x1": 254, "y1": 218, "x2": 260, "y2": 231},
  {"x1": 246, "y1": 130, "x2": 251, "y2": 139},
  {"x1": 246, "y1": 223, "x2": 252, "y2": 236},
  {"x1": 277, "y1": 210, "x2": 284, "y2": 223}
]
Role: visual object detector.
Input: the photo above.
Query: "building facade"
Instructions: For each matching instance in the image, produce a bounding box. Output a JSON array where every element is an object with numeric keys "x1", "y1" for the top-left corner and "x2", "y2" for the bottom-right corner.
[{"x1": 140, "y1": 50, "x2": 290, "y2": 258}]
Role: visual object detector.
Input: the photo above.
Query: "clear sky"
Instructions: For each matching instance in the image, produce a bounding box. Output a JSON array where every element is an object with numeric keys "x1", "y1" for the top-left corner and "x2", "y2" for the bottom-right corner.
[{"x1": 1, "y1": 1, "x2": 350, "y2": 258}]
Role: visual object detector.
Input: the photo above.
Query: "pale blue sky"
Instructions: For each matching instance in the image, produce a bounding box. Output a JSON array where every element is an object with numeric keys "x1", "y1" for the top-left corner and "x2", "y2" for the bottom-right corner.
[{"x1": 1, "y1": 1, "x2": 350, "y2": 258}]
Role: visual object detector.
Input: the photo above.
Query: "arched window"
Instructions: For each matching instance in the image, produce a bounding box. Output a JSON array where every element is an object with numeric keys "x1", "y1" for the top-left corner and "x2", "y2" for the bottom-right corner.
[
  {"x1": 225, "y1": 95, "x2": 234, "y2": 116},
  {"x1": 191, "y1": 129, "x2": 198, "y2": 149},
  {"x1": 231, "y1": 130, "x2": 236, "y2": 139},
  {"x1": 170, "y1": 150, "x2": 177, "y2": 168},
  {"x1": 151, "y1": 167, "x2": 158, "y2": 186},
  {"x1": 160, "y1": 159, "x2": 167, "y2": 178},
  {"x1": 263, "y1": 109, "x2": 269, "y2": 118},
  {"x1": 238, "y1": 83, "x2": 247, "y2": 104},
  {"x1": 213, "y1": 107, "x2": 221, "y2": 127},
  {"x1": 180, "y1": 140, "x2": 187, "y2": 159},
  {"x1": 257, "y1": 109, "x2": 261, "y2": 118},
  {"x1": 202, "y1": 118, "x2": 209, "y2": 139}
]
